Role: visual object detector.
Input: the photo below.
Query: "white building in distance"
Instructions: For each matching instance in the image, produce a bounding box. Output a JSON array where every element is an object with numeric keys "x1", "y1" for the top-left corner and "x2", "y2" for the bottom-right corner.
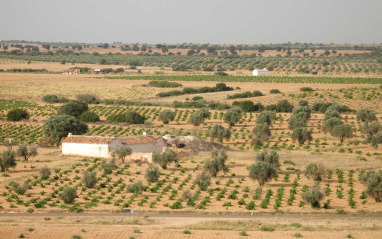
[
  {"x1": 252, "y1": 68, "x2": 269, "y2": 76},
  {"x1": 62, "y1": 133, "x2": 167, "y2": 162}
]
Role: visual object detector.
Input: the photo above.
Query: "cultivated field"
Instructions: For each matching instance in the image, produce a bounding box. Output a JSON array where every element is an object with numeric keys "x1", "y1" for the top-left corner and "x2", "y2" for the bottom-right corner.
[{"x1": 0, "y1": 53, "x2": 382, "y2": 238}]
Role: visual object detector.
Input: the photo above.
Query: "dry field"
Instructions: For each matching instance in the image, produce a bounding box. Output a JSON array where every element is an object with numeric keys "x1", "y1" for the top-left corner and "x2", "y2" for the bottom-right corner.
[
  {"x1": 1, "y1": 65, "x2": 382, "y2": 238},
  {"x1": 0, "y1": 214, "x2": 382, "y2": 239}
]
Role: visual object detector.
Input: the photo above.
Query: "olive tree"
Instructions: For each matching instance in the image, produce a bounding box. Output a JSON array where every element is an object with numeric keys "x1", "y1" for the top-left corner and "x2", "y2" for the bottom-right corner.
[
  {"x1": 145, "y1": 164, "x2": 160, "y2": 183},
  {"x1": 112, "y1": 145, "x2": 132, "y2": 164},
  {"x1": 305, "y1": 163, "x2": 326, "y2": 181},
  {"x1": 16, "y1": 144, "x2": 38, "y2": 161},
  {"x1": 223, "y1": 108, "x2": 242, "y2": 126},
  {"x1": 255, "y1": 150, "x2": 280, "y2": 169},
  {"x1": 60, "y1": 186, "x2": 77, "y2": 204},
  {"x1": 302, "y1": 185, "x2": 324, "y2": 208},
  {"x1": 292, "y1": 127, "x2": 313, "y2": 145},
  {"x1": 252, "y1": 123, "x2": 271, "y2": 146},
  {"x1": 0, "y1": 149, "x2": 17, "y2": 172},
  {"x1": 193, "y1": 171, "x2": 211, "y2": 191},
  {"x1": 371, "y1": 133, "x2": 382, "y2": 148},
  {"x1": 210, "y1": 124, "x2": 231, "y2": 143},
  {"x1": 248, "y1": 161, "x2": 277, "y2": 186},
  {"x1": 363, "y1": 121, "x2": 381, "y2": 143},
  {"x1": 288, "y1": 112, "x2": 310, "y2": 130},
  {"x1": 255, "y1": 111, "x2": 276, "y2": 126},
  {"x1": 152, "y1": 149, "x2": 177, "y2": 169},
  {"x1": 204, "y1": 149, "x2": 228, "y2": 177},
  {"x1": 331, "y1": 124, "x2": 353, "y2": 143},
  {"x1": 357, "y1": 109, "x2": 376, "y2": 123},
  {"x1": 82, "y1": 171, "x2": 97, "y2": 188},
  {"x1": 158, "y1": 110, "x2": 175, "y2": 124},
  {"x1": 188, "y1": 111, "x2": 205, "y2": 126},
  {"x1": 322, "y1": 117, "x2": 342, "y2": 134}
]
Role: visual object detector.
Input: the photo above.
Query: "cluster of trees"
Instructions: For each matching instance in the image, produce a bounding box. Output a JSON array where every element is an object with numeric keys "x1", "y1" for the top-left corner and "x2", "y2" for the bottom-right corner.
[
  {"x1": 0, "y1": 143, "x2": 38, "y2": 172},
  {"x1": 188, "y1": 108, "x2": 209, "y2": 126},
  {"x1": 321, "y1": 104, "x2": 353, "y2": 143},
  {"x1": 227, "y1": 90, "x2": 263, "y2": 100},
  {"x1": 356, "y1": 109, "x2": 382, "y2": 148},
  {"x1": 106, "y1": 111, "x2": 145, "y2": 124},
  {"x1": 148, "y1": 80, "x2": 182, "y2": 88},
  {"x1": 289, "y1": 100, "x2": 313, "y2": 145},
  {"x1": 248, "y1": 150, "x2": 280, "y2": 186},
  {"x1": 252, "y1": 111, "x2": 276, "y2": 146},
  {"x1": 361, "y1": 170, "x2": 382, "y2": 202},
  {"x1": 194, "y1": 149, "x2": 228, "y2": 190}
]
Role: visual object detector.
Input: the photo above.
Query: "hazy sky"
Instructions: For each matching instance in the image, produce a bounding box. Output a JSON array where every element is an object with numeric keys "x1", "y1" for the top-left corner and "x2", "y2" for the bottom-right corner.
[{"x1": 1, "y1": 0, "x2": 381, "y2": 44}]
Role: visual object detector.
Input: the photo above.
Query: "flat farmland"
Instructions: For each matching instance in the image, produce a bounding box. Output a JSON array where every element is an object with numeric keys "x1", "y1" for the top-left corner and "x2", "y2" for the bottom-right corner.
[{"x1": 0, "y1": 67, "x2": 382, "y2": 239}]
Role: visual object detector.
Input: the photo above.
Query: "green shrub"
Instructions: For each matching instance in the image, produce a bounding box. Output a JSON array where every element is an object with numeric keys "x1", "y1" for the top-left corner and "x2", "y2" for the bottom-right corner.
[
  {"x1": 127, "y1": 181, "x2": 144, "y2": 193},
  {"x1": 6, "y1": 109, "x2": 29, "y2": 121},
  {"x1": 183, "y1": 230, "x2": 191, "y2": 234},
  {"x1": 43, "y1": 94, "x2": 63, "y2": 103},
  {"x1": 82, "y1": 171, "x2": 97, "y2": 188},
  {"x1": 148, "y1": 81, "x2": 182, "y2": 88},
  {"x1": 40, "y1": 166, "x2": 51, "y2": 180},
  {"x1": 194, "y1": 172, "x2": 211, "y2": 191},
  {"x1": 57, "y1": 100, "x2": 88, "y2": 118},
  {"x1": 239, "y1": 231, "x2": 248, "y2": 236},
  {"x1": 260, "y1": 225, "x2": 275, "y2": 232},
  {"x1": 145, "y1": 164, "x2": 160, "y2": 183},
  {"x1": 300, "y1": 87, "x2": 314, "y2": 92},
  {"x1": 60, "y1": 186, "x2": 77, "y2": 204},
  {"x1": 79, "y1": 111, "x2": 100, "y2": 122},
  {"x1": 302, "y1": 185, "x2": 324, "y2": 208},
  {"x1": 270, "y1": 89, "x2": 280, "y2": 94},
  {"x1": 76, "y1": 94, "x2": 100, "y2": 104}
]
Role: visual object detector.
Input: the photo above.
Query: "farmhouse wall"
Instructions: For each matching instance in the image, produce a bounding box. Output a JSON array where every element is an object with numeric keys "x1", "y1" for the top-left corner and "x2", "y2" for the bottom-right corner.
[
  {"x1": 128, "y1": 141, "x2": 164, "y2": 154},
  {"x1": 62, "y1": 143, "x2": 110, "y2": 158},
  {"x1": 109, "y1": 138, "x2": 122, "y2": 151}
]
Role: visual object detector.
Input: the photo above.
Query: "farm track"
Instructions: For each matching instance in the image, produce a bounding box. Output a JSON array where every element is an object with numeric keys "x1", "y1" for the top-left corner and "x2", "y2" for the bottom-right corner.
[{"x1": 1, "y1": 212, "x2": 382, "y2": 219}]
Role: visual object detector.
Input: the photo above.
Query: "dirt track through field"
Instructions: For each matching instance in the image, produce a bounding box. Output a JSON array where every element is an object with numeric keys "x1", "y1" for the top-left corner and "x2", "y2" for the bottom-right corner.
[{"x1": 1, "y1": 212, "x2": 382, "y2": 219}]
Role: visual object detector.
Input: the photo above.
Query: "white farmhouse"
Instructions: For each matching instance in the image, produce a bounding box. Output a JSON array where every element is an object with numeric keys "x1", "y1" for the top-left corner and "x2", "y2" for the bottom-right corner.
[
  {"x1": 62, "y1": 134, "x2": 121, "y2": 158},
  {"x1": 252, "y1": 68, "x2": 269, "y2": 76},
  {"x1": 61, "y1": 133, "x2": 167, "y2": 162}
]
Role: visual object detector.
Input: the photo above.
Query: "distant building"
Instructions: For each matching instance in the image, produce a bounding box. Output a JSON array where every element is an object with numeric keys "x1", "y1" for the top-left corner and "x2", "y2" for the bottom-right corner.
[
  {"x1": 252, "y1": 68, "x2": 269, "y2": 76},
  {"x1": 61, "y1": 133, "x2": 167, "y2": 162},
  {"x1": 62, "y1": 69, "x2": 80, "y2": 75},
  {"x1": 93, "y1": 69, "x2": 104, "y2": 74}
]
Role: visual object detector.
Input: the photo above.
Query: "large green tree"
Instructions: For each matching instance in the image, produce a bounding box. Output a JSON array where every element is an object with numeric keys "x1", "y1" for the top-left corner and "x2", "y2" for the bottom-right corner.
[{"x1": 43, "y1": 115, "x2": 88, "y2": 146}]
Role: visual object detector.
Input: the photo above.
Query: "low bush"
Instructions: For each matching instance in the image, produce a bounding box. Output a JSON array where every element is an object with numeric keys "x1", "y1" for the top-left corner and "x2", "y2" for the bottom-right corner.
[
  {"x1": 300, "y1": 87, "x2": 314, "y2": 92},
  {"x1": 60, "y1": 186, "x2": 77, "y2": 204},
  {"x1": 6, "y1": 109, "x2": 29, "y2": 121},
  {"x1": 148, "y1": 80, "x2": 182, "y2": 88},
  {"x1": 82, "y1": 171, "x2": 97, "y2": 188},
  {"x1": 79, "y1": 111, "x2": 100, "y2": 122}
]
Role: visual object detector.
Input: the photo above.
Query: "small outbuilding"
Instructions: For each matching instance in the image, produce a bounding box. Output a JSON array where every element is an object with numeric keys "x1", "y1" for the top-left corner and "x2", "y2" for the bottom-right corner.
[
  {"x1": 252, "y1": 68, "x2": 269, "y2": 76},
  {"x1": 62, "y1": 69, "x2": 80, "y2": 75}
]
